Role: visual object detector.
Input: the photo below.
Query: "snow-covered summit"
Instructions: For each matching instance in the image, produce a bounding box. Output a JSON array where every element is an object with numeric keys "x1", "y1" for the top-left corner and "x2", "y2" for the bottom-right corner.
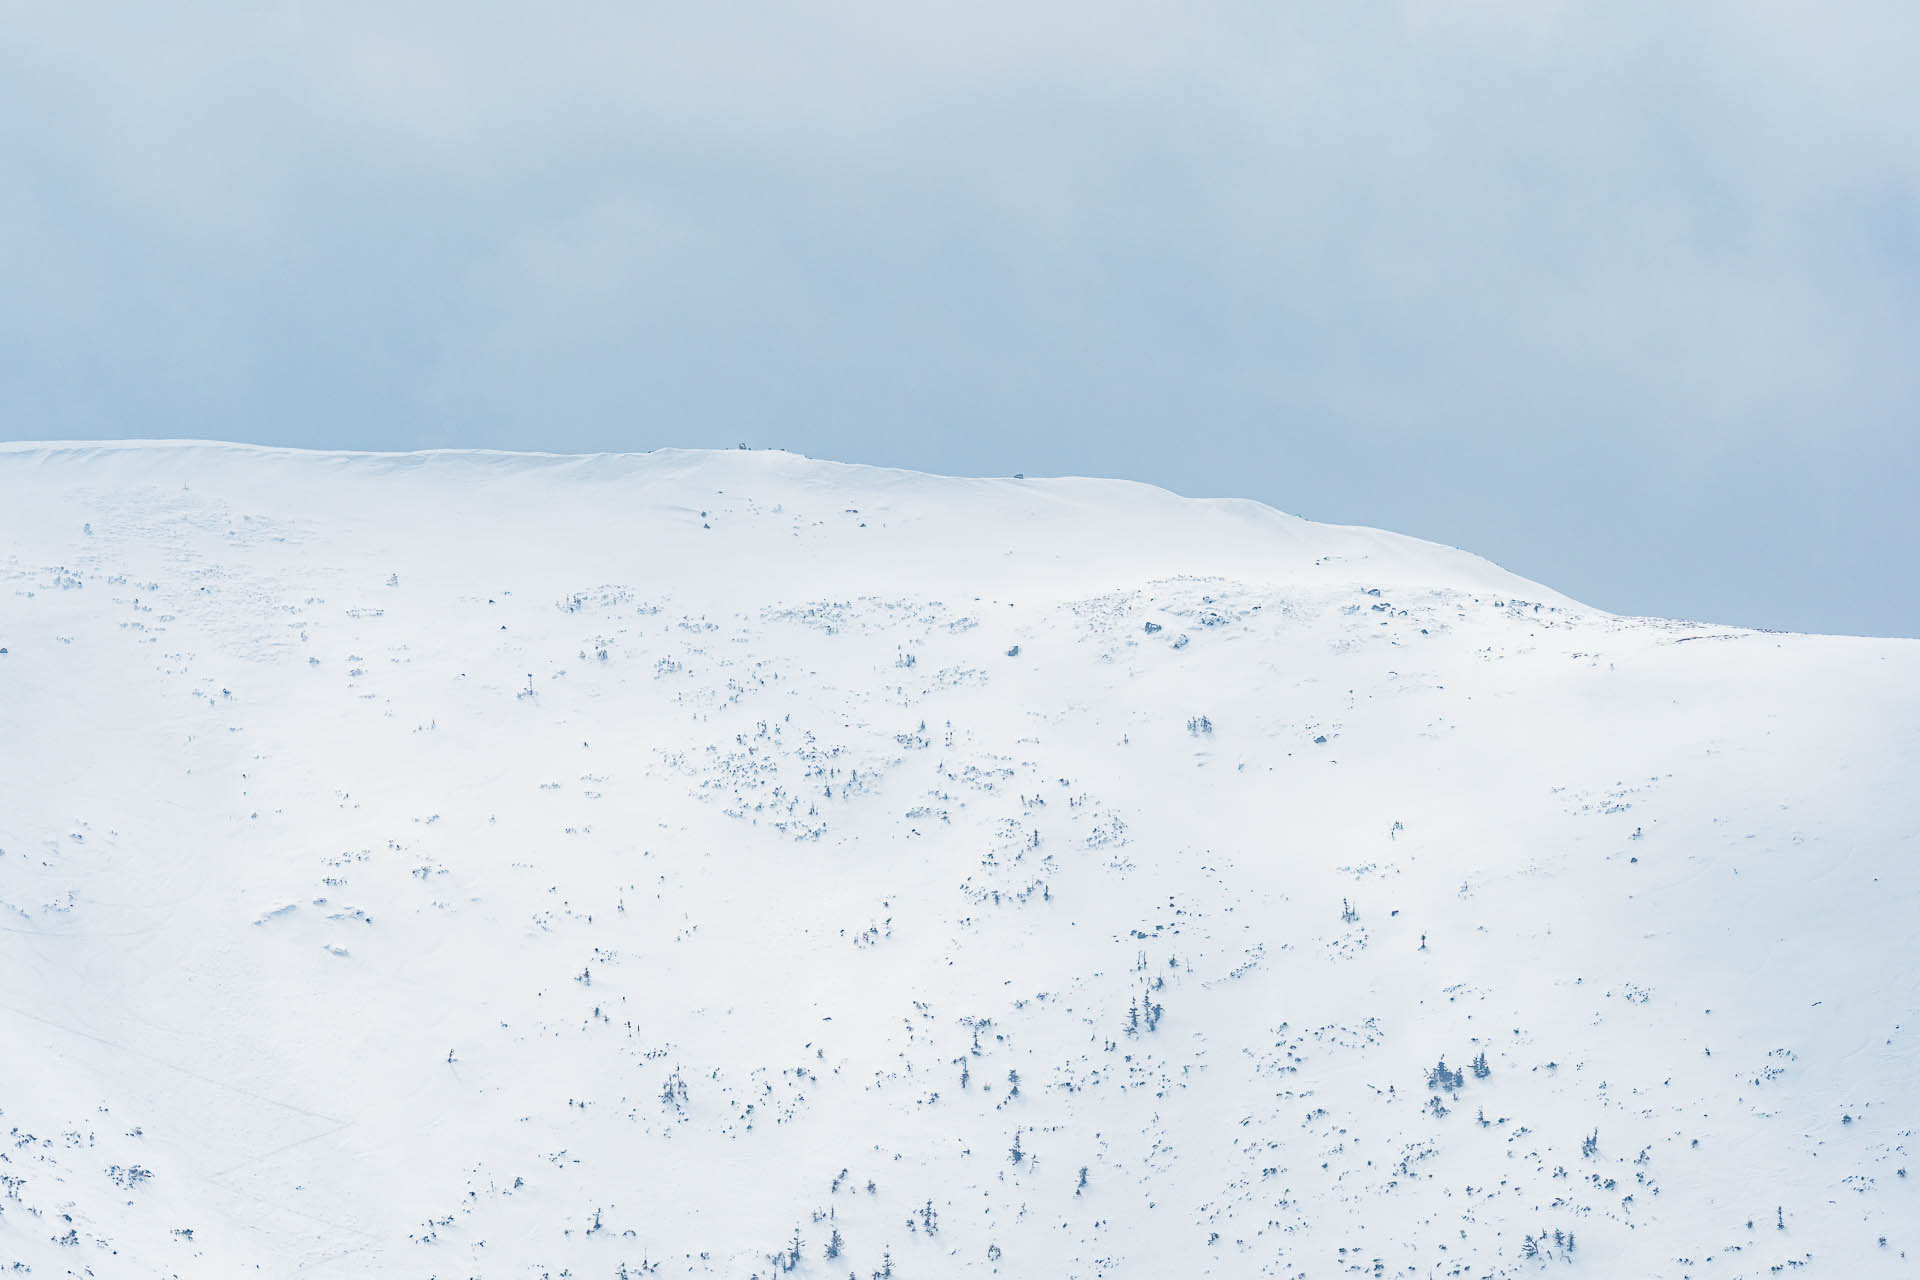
[
  {"x1": 0, "y1": 439, "x2": 1568, "y2": 605},
  {"x1": 1, "y1": 441, "x2": 1914, "y2": 1278}
]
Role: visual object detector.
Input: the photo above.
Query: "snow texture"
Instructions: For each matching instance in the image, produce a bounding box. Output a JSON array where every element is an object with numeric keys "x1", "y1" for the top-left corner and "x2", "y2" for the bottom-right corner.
[{"x1": 1, "y1": 441, "x2": 1915, "y2": 1278}]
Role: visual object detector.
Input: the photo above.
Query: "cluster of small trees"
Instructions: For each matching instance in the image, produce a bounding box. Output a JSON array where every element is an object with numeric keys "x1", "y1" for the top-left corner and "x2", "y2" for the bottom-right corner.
[
  {"x1": 1427, "y1": 1052, "x2": 1490, "y2": 1095},
  {"x1": 769, "y1": 1227, "x2": 807, "y2": 1273},
  {"x1": 1519, "y1": 1228, "x2": 1576, "y2": 1260},
  {"x1": 768, "y1": 1224, "x2": 891, "y2": 1277},
  {"x1": 1426, "y1": 1052, "x2": 1494, "y2": 1119},
  {"x1": 1126, "y1": 983, "x2": 1165, "y2": 1035}
]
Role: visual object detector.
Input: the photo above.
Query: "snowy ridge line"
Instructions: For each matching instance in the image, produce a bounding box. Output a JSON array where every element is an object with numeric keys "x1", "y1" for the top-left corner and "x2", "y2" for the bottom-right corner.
[{"x1": 0, "y1": 436, "x2": 1584, "y2": 609}]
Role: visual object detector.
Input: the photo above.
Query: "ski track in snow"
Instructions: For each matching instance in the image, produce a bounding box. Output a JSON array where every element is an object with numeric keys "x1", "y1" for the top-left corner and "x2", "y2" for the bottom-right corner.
[{"x1": 1, "y1": 441, "x2": 1916, "y2": 1278}]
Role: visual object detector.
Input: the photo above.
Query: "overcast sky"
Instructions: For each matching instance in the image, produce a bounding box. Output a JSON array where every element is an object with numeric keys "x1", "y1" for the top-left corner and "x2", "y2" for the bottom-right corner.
[{"x1": 3, "y1": 2, "x2": 1915, "y2": 635}]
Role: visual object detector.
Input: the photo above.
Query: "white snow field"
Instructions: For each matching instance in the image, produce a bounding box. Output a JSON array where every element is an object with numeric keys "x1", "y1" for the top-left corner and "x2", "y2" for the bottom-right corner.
[{"x1": 1, "y1": 441, "x2": 1916, "y2": 1280}]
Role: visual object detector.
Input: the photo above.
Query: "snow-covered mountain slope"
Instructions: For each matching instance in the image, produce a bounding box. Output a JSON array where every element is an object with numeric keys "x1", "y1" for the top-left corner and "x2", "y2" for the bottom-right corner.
[{"x1": 1, "y1": 441, "x2": 1915, "y2": 1280}]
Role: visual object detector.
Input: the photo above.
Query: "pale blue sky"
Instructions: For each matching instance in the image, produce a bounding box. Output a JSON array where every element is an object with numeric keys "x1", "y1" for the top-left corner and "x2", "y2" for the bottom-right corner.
[{"x1": 3, "y1": 3, "x2": 1915, "y2": 635}]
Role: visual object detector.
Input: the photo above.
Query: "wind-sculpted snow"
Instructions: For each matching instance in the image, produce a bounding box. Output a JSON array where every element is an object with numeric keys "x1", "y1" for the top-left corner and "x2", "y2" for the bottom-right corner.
[{"x1": 1, "y1": 442, "x2": 1916, "y2": 1278}]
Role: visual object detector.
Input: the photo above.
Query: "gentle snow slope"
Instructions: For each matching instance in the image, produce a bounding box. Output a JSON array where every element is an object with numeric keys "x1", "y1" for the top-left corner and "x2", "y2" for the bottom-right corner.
[{"x1": 1, "y1": 442, "x2": 1915, "y2": 1279}]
